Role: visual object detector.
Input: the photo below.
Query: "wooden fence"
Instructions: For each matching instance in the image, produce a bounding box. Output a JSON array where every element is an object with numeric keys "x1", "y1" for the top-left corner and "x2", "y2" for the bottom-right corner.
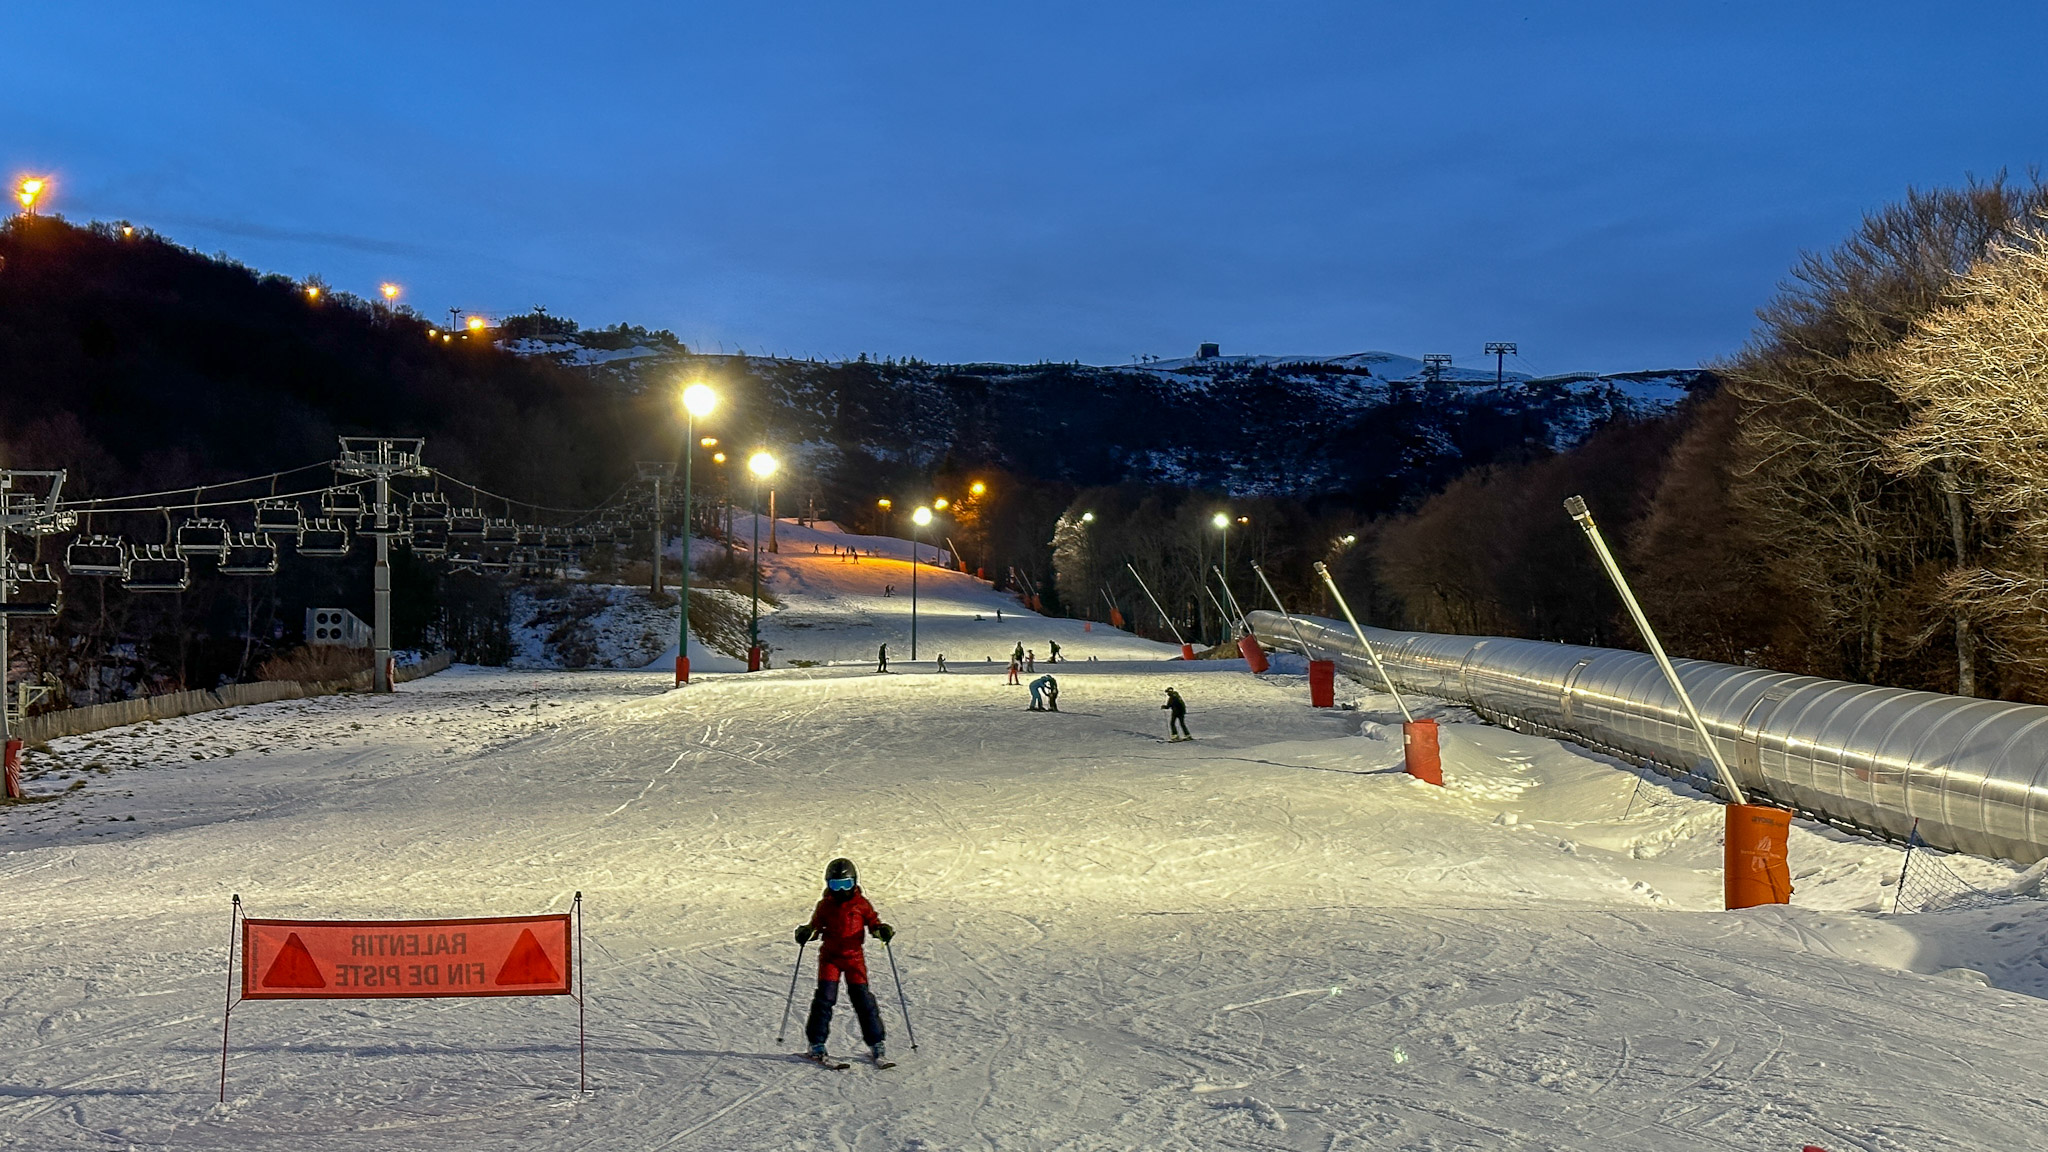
[{"x1": 17, "y1": 650, "x2": 456, "y2": 745}]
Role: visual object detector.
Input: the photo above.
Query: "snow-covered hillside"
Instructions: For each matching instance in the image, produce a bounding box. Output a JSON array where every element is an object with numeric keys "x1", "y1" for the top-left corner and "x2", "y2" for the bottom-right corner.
[{"x1": 5, "y1": 520, "x2": 2045, "y2": 1150}]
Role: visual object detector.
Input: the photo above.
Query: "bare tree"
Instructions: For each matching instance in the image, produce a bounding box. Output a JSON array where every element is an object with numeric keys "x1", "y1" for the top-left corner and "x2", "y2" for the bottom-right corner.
[{"x1": 1881, "y1": 219, "x2": 2048, "y2": 699}]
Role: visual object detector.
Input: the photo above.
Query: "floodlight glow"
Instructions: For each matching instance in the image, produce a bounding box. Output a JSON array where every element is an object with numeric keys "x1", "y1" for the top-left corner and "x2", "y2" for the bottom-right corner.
[
  {"x1": 305, "y1": 284, "x2": 322, "y2": 301},
  {"x1": 379, "y1": 282, "x2": 401, "y2": 301},
  {"x1": 466, "y1": 315, "x2": 487, "y2": 332},
  {"x1": 969, "y1": 481, "x2": 986, "y2": 496},
  {"x1": 747, "y1": 451, "x2": 778, "y2": 479},
  {"x1": 877, "y1": 498, "x2": 892, "y2": 509},
  {"x1": 699, "y1": 437, "x2": 718, "y2": 447},
  {"x1": 1211, "y1": 512, "x2": 1230, "y2": 530},
  {"x1": 713, "y1": 452, "x2": 726, "y2": 463},
  {"x1": 1081, "y1": 512, "x2": 1095, "y2": 523},
  {"x1": 912, "y1": 507, "x2": 933, "y2": 527},
  {"x1": 933, "y1": 497, "x2": 949, "y2": 510},
  {"x1": 681, "y1": 383, "x2": 717, "y2": 418},
  {"x1": 16, "y1": 176, "x2": 47, "y2": 211}
]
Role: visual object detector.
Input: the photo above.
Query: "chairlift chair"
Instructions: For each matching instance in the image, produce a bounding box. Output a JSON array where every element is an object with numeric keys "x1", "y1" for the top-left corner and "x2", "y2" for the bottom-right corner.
[
  {"x1": 409, "y1": 523, "x2": 449, "y2": 558},
  {"x1": 122, "y1": 545, "x2": 192, "y2": 592},
  {"x1": 175, "y1": 517, "x2": 232, "y2": 561},
  {"x1": 1, "y1": 562, "x2": 62, "y2": 617},
  {"x1": 515, "y1": 525, "x2": 546, "y2": 547},
  {"x1": 482, "y1": 518, "x2": 519, "y2": 545},
  {"x1": 296, "y1": 518, "x2": 353, "y2": 556},
  {"x1": 320, "y1": 486, "x2": 367, "y2": 519},
  {"x1": 255, "y1": 499, "x2": 304, "y2": 536},
  {"x1": 219, "y1": 533, "x2": 280, "y2": 575},
  {"x1": 590, "y1": 523, "x2": 617, "y2": 545},
  {"x1": 408, "y1": 493, "x2": 451, "y2": 524},
  {"x1": 568, "y1": 527, "x2": 596, "y2": 548},
  {"x1": 448, "y1": 509, "x2": 486, "y2": 540},
  {"x1": 65, "y1": 535, "x2": 128, "y2": 576}
]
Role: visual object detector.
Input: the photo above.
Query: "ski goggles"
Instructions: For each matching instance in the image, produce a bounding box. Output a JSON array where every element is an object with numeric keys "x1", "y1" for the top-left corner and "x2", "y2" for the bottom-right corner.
[{"x1": 826, "y1": 877, "x2": 855, "y2": 892}]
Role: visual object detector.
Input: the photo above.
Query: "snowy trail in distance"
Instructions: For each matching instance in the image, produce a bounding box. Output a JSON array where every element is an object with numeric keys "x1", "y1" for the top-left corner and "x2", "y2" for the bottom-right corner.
[{"x1": 5, "y1": 527, "x2": 2048, "y2": 1150}]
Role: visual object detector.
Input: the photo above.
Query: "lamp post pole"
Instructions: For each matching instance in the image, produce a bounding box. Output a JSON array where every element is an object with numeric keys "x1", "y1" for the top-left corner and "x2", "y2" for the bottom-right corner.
[
  {"x1": 676, "y1": 385, "x2": 717, "y2": 686},
  {"x1": 745, "y1": 451, "x2": 778, "y2": 670},
  {"x1": 910, "y1": 505, "x2": 934, "y2": 661}
]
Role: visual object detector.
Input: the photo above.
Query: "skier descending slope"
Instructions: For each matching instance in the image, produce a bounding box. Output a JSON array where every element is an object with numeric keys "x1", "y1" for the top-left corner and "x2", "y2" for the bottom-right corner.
[
  {"x1": 1162, "y1": 687, "x2": 1191, "y2": 741},
  {"x1": 795, "y1": 858, "x2": 896, "y2": 1068}
]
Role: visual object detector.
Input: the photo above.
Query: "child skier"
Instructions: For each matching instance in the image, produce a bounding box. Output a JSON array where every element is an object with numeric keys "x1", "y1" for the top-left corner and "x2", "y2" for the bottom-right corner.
[
  {"x1": 1162, "y1": 686, "x2": 1190, "y2": 741},
  {"x1": 794, "y1": 858, "x2": 895, "y2": 1066}
]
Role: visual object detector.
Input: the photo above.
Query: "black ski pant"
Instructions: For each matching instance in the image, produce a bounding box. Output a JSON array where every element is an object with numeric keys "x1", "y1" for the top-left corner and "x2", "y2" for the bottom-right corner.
[
  {"x1": 1169, "y1": 714, "x2": 1190, "y2": 737},
  {"x1": 805, "y1": 976, "x2": 885, "y2": 1049}
]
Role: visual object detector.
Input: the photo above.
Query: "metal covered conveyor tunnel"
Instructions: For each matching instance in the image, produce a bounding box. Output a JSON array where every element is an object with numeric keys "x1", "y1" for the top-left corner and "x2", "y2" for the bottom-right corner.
[{"x1": 1247, "y1": 610, "x2": 2048, "y2": 865}]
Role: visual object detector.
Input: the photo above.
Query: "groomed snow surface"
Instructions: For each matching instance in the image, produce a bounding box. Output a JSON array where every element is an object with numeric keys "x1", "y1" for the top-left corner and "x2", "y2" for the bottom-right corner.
[{"x1": 6, "y1": 520, "x2": 2048, "y2": 1151}]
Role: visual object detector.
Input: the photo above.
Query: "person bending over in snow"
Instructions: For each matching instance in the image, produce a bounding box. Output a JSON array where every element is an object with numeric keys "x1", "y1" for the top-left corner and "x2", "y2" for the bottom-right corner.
[
  {"x1": 1163, "y1": 687, "x2": 1190, "y2": 741},
  {"x1": 1028, "y1": 673, "x2": 1059, "y2": 711},
  {"x1": 795, "y1": 858, "x2": 894, "y2": 1065}
]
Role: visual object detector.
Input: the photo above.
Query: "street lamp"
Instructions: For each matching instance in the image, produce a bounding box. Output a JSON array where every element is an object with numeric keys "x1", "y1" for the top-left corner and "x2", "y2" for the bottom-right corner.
[
  {"x1": 911, "y1": 505, "x2": 934, "y2": 660},
  {"x1": 747, "y1": 450, "x2": 778, "y2": 668},
  {"x1": 969, "y1": 481, "x2": 986, "y2": 497},
  {"x1": 465, "y1": 315, "x2": 487, "y2": 334},
  {"x1": 1081, "y1": 511, "x2": 1095, "y2": 523},
  {"x1": 1212, "y1": 512, "x2": 1233, "y2": 645},
  {"x1": 16, "y1": 176, "x2": 47, "y2": 214},
  {"x1": 877, "y1": 497, "x2": 892, "y2": 537},
  {"x1": 675, "y1": 382, "x2": 717, "y2": 685},
  {"x1": 379, "y1": 282, "x2": 401, "y2": 310}
]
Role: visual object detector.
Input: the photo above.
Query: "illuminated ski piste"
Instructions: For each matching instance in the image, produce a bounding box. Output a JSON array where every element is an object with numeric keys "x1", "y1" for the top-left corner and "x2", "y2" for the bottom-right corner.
[{"x1": 6, "y1": 527, "x2": 2048, "y2": 1150}]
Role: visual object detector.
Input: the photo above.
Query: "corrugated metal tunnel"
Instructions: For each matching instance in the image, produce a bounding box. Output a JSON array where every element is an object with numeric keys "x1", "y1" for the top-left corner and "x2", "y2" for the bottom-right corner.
[{"x1": 1248, "y1": 610, "x2": 2048, "y2": 864}]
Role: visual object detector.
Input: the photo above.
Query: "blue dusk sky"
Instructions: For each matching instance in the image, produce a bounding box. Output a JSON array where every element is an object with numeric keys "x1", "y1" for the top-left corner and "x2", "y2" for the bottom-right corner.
[{"x1": 6, "y1": 1, "x2": 2045, "y2": 374}]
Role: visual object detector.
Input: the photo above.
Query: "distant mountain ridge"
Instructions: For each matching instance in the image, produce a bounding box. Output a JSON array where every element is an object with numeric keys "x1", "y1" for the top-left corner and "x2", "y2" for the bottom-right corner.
[{"x1": 502, "y1": 329, "x2": 1710, "y2": 509}]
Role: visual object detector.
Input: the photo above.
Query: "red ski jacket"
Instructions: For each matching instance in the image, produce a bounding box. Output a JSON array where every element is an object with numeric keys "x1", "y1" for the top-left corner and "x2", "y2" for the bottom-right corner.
[{"x1": 808, "y1": 890, "x2": 881, "y2": 957}]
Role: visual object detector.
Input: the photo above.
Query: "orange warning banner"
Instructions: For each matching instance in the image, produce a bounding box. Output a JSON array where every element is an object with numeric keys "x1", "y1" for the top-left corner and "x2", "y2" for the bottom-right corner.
[{"x1": 241, "y1": 915, "x2": 572, "y2": 1000}]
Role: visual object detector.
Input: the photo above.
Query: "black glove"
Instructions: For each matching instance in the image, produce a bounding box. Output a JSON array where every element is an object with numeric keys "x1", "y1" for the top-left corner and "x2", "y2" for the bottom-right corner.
[
  {"x1": 795, "y1": 924, "x2": 815, "y2": 944},
  {"x1": 873, "y1": 923, "x2": 895, "y2": 944}
]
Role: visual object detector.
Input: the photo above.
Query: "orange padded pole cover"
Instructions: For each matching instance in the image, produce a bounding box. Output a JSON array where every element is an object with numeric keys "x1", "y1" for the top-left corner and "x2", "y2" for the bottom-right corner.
[
  {"x1": 1180, "y1": 643, "x2": 1196, "y2": 661},
  {"x1": 1725, "y1": 803, "x2": 1793, "y2": 909},
  {"x1": 1236, "y1": 634, "x2": 1269, "y2": 673},
  {"x1": 1403, "y1": 719, "x2": 1442, "y2": 786},
  {"x1": 1308, "y1": 660, "x2": 1335, "y2": 707}
]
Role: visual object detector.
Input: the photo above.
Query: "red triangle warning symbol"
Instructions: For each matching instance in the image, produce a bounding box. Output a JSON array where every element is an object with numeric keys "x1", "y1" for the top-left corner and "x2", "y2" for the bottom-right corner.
[
  {"x1": 261, "y1": 932, "x2": 327, "y2": 989},
  {"x1": 494, "y1": 928, "x2": 561, "y2": 986}
]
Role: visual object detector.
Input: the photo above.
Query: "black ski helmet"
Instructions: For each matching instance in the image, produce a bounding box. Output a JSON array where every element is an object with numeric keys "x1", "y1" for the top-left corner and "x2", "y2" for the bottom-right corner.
[{"x1": 824, "y1": 857, "x2": 858, "y2": 890}]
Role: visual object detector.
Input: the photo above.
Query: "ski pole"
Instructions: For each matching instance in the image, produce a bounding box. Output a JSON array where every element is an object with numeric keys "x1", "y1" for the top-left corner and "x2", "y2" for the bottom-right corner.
[
  {"x1": 884, "y1": 940, "x2": 919, "y2": 1052},
  {"x1": 775, "y1": 939, "x2": 808, "y2": 1045}
]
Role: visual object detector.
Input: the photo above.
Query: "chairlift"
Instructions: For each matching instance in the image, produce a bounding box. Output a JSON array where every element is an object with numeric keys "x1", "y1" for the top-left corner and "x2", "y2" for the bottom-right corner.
[
  {"x1": 255, "y1": 499, "x2": 304, "y2": 535},
  {"x1": 65, "y1": 535, "x2": 128, "y2": 576},
  {"x1": 590, "y1": 523, "x2": 618, "y2": 545},
  {"x1": 568, "y1": 527, "x2": 595, "y2": 548},
  {"x1": 122, "y1": 545, "x2": 192, "y2": 593},
  {"x1": 409, "y1": 493, "x2": 451, "y2": 524},
  {"x1": 1, "y1": 562, "x2": 61, "y2": 617},
  {"x1": 320, "y1": 486, "x2": 367, "y2": 518},
  {"x1": 219, "y1": 533, "x2": 280, "y2": 575},
  {"x1": 445, "y1": 550, "x2": 487, "y2": 573},
  {"x1": 409, "y1": 523, "x2": 448, "y2": 558},
  {"x1": 448, "y1": 509, "x2": 486, "y2": 540},
  {"x1": 297, "y1": 518, "x2": 353, "y2": 556},
  {"x1": 515, "y1": 525, "x2": 546, "y2": 547},
  {"x1": 482, "y1": 518, "x2": 519, "y2": 545},
  {"x1": 175, "y1": 516, "x2": 232, "y2": 561}
]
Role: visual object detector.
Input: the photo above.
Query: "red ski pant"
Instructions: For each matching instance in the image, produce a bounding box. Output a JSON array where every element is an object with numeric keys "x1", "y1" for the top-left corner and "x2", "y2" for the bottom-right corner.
[{"x1": 806, "y1": 951, "x2": 884, "y2": 1048}]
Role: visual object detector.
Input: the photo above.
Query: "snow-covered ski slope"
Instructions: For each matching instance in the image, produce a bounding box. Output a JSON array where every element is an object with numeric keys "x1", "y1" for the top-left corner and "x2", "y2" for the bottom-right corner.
[{"x1": 6, "y1": 522, "x2": 2048, "y2": 1150}]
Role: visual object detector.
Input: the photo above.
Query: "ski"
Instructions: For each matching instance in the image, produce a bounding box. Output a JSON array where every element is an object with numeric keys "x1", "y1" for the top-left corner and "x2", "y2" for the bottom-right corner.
[
  {"x1": 798, "y1": 1052, "x2": 850, "y2": 1070},
  {"x1": 870, "y1": 1053, "x2": 896, "y2": 1070}
]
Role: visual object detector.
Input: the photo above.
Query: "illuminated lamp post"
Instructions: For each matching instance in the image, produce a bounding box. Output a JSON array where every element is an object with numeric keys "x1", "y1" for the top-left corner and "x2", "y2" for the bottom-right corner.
[
  {"x1": 747, "y1": 450, "x2": 779, "y2": 669},
  {"x1": 675, "y1": 383, "x2": 717, "y2": 685},
  {"x1": 911, "y1": 505, "x2": 933, "y2": 660},
  {"x1": 15, "y1": 176, "x2": 48, "y2": 215}
]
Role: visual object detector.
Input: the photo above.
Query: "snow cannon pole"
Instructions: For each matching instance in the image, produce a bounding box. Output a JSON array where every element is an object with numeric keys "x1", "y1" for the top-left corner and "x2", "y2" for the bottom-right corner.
[
  {"x1": 775, "y1": 939, "x2": 808, "y2": 1045},
  {"x1": 884, "y1": 940, "x2": 919, "y2": 1052},
  {"x1": 1251, "y1": 563, "x2": 1318, "y2": 660},
  {"x1": 1311, "y1": 562, "x2": 1411, "y2": 723},
  {"x1": 1125, "y1": 563, "x2": 1191, "y2": 658},
  {"x1": 1563, "y1": 496, "x2": 1744, "y2": 805},
  {"x1": 1565, "y1": 496, "x2": 1788, "y2": 911},
  {"x1": 1212, "y1": 565, "x2": 1253, "y2": 633}
]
